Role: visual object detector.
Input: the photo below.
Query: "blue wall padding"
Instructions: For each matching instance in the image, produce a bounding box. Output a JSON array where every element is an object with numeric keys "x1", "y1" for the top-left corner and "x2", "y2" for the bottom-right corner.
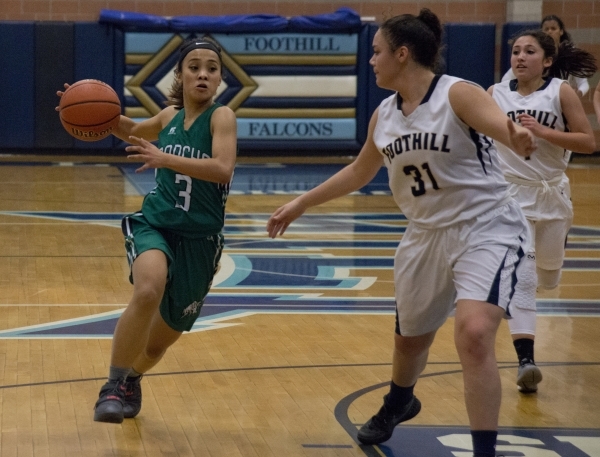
[
  {"x1": 444, "y1": 23, "x2": 496, "y2": 89},
  {"x1": 287, "y1": 7, "x2": 361, "y2": 33},
  {"x1": 98, "y1": 9, "x2": 169, "y2": 30},
  {"x1": 500, "y1": 22, "x2": 539, "y2": 77},
  {"x1": 102, "y1": 8, "x2": 362, "y2": 33},
  {"x1": 113, "y1": 30, "x2": 125, "y2": 111},
  {"x1": 35, "y1": 22, "x2": 75, "y2": 149},
  {"x1": 170, "y1": 14, "x2": 289, "y2": 33},
  {"x1": 74, "y1": 23, "x2": 121, "y2": 149},
  {"x1": 0, "y1": 22, "x2": 35, "y2": 148}
]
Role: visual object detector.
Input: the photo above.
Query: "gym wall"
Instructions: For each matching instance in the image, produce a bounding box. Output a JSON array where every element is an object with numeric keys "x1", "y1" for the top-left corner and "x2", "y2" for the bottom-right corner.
[
  {"x1": 0, "y1": 1, "x2": 598, "y2": 154},
  {"x1": 0, "y1": 10, "x2": 497, "y2": 155}
]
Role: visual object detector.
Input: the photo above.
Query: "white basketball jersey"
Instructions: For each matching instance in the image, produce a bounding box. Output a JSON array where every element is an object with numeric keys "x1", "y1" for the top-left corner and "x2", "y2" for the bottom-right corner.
[
  {"x1": 373, "y1": 75, "x2": 510, "y2": 229},
  {"x1": 492, "y1": 77, "x2": 569, "y2": 181}
]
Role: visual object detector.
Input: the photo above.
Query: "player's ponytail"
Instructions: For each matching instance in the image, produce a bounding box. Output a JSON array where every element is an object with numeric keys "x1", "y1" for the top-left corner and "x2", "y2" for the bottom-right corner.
[
  {"x1": 417, "y1": 8, "x2": 442, "y2": 48},
  {"x1": 550, "y1": 41, "x2": 597, "y2": 80}
]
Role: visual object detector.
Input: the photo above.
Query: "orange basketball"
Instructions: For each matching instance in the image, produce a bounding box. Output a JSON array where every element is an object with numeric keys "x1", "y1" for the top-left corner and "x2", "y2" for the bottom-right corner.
[{"x1": 59, "y1": 79, "x2": 121, "y2": 142}]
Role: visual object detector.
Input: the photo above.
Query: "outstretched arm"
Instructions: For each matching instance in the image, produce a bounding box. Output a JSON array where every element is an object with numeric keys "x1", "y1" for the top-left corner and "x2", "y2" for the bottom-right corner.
[
  {"x1": 112, "y1": 107, "x2": 177, "y2": 143},
  {"x1": 450, "y1": 81, "x2": 537, "y2": 157}
]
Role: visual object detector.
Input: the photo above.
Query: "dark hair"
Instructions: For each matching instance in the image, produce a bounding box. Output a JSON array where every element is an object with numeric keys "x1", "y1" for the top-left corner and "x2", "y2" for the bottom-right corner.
[
  {"x1": 167, "y1": 36, "x2": 223, "y2": 109},
  {"x1": 552, "y1": 41, "x2": 597, "y2": 79},
  {"x1": 379, "y1": 8, "x2": 443, "y2": 70},
  {"x1": 510, "y1": 29, "x2": 556, "y2": 62},
  {"x1": 510, "y1": 29, "x2": 597, "y2": 80},
  {"x1": 541, "y1": 15, "x2": 572, "y2": 44}
]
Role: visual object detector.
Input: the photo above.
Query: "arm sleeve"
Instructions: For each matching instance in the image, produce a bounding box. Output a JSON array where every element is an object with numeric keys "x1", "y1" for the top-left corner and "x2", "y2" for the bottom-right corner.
[{"x1": 569, "y1": 76, "x2": 590, "y2": 96}]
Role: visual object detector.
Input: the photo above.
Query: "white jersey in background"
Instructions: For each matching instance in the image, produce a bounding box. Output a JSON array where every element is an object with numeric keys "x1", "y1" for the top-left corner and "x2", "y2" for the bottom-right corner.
[
  {"x1": 492, "y1": 77, "x2": 569, "y2": 182},
  {"x1": 373, "y1": 74, "x2": 510, "y2": 229}
]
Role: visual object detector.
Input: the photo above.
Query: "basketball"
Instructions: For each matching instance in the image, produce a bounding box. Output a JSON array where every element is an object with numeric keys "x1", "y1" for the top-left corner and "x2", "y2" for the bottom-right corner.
[{"x1": 59, "y1": 79, "x2": 121, "y2": 142}]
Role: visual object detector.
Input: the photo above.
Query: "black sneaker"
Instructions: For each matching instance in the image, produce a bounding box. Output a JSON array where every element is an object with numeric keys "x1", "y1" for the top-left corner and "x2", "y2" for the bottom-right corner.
[
  {"x1": 123, "y1": 375, "x2": 143, "y2": 418},
  {"x1": 93, "y1": 379, "x2": 126, "y2": 423},
  {"x1": 357, "y1": 394, "x2": 421, "y2": 445}
]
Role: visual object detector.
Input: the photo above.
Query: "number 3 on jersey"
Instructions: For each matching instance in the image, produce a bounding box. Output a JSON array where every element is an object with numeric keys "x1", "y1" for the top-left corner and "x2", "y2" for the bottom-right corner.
[
  {"x1": 175, "y1": 174, "x2": 192, "y2": 211},
  {"x1": 404, "y1": 162, "x2": 440, "y2": 197}
]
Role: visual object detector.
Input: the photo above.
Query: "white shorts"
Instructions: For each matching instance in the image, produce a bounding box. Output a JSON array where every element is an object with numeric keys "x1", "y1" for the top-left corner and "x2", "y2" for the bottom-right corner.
[
  {"x1": 507, "y1": 174, "x2": 573, "y2": 270},
  {"x1": 394, "y1": 200, "x2": 534, "y2": 337}
]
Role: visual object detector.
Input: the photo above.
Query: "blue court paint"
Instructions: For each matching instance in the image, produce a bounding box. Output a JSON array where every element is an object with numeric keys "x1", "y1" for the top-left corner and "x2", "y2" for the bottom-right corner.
[
  {"x1": 362, "y1": 426, "x2": 599, "y2": 456},
  {"x1": 3, "y1": 296, "x2": 600, "y2": 339},
  {"x1": 334, "y1": 377, "x2": 600, "y2": 456}
]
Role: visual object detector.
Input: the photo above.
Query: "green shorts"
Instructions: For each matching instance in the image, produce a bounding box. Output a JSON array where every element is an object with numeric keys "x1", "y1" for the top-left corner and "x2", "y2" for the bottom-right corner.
[{"x1": 122, "y1": 213, "x2": 224, "y2": 332}]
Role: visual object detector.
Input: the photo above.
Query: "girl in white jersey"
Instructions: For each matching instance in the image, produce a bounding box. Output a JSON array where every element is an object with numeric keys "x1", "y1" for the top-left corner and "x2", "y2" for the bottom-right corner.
[
  {"x1": 501, "y1": 15, "x2": 596, "y2": 98},
  {"x1": 58, "y1": 37, "x2": 237, "y2": 424},
  {"x1": 539, "y1": 15, "x2": 596, "y2": 97},
  {"x1": 267, "y1": 9, "x2": 536, "y2": 457},
  {"x1": 490, "y1": 30, "x2": 595, "y2": 394}
]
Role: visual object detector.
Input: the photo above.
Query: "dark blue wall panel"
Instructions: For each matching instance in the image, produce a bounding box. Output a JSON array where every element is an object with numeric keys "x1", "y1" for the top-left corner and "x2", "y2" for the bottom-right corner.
[
  {"x1": 34, "y1": 22, "x2": 75, "y2": 149},
  {"x1": 444, "y1": 23, "x2": 496, "y2": 89},
  {"x1": 0, "y1": 22, "x2": 35, "y2": 148},
  {"x1": 501, "y1": 22, "x2": 538, "y2": 77},
  {"x1": 74, "y1": 23, "x2": 121, "y2": 149}
]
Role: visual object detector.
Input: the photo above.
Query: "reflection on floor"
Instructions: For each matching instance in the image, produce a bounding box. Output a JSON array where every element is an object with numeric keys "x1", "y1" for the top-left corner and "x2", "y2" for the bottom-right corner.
[{"x1": 119, "y1": 162, "x2": 392, "y2": 195}]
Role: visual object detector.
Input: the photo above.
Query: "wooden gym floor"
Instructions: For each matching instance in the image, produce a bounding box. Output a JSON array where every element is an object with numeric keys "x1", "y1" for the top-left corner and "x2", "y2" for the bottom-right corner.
[{"x1": 0, "y1": 154, "x2": 599, "y2": 457}]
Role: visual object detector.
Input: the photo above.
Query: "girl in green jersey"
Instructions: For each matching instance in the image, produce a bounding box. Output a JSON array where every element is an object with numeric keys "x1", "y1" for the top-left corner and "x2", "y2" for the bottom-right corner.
[{"x1": 60, "y1": 36, "x2": 237, "y2": 424}]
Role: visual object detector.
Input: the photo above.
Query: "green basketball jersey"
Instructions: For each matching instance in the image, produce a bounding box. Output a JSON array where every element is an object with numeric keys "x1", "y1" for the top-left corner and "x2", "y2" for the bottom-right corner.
[{"x1": 141, "y1": 103, "x2": 231, "y2": 237}]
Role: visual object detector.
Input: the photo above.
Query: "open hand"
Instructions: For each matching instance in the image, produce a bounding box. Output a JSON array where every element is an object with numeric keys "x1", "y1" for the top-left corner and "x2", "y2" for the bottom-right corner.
[
  {"x1": 266, "y1": 200, "x2": 306, "y2": 238},
  {"x1": 125, "y1": 136, "x2": 165, "y2": 173}
]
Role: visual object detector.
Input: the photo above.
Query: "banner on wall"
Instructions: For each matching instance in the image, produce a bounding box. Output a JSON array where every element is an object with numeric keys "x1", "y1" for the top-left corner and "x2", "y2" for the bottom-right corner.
[
  {"x1": 105, "y1": 8, "x2": 364, "y2": 151},
  {"x1": 124, "y1": 32, "x2": 359, "y2": 143}
]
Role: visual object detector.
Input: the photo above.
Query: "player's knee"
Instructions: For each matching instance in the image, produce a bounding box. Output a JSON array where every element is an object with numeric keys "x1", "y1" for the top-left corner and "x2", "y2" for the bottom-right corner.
[
  {"x1": 132, "y1": 282, "x2": 165, "y2": 309},
  {"x1": 456, "y1": 334, "x2": 490, "y2": 365},
  {"x1": 455, "y1": 320, "x2": 494, "y2": 362},
  {"x1": 537, "y1": 267, "x2": 561, "y2": 290}
]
